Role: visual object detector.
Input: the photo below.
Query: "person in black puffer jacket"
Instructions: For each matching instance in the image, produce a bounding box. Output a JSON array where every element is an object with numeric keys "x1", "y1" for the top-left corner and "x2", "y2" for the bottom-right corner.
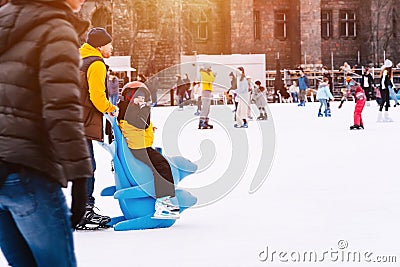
[{"x1": 0, "y1": 1, "x2": 92, "y2": 266}]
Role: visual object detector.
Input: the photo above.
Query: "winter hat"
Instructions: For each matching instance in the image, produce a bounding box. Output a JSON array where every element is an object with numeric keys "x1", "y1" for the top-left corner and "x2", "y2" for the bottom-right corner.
[
  {"x1": 204, "y1": 63, "x2": 211, "y2": 68},
  {"x1": 86, "y1": 27, "x2": 112, "y2": 48},
  {"x1": 121, "y1": 81, "x2": 150, "y2": 101},
  {"x1": 384, "y1": 59, "x2": 393, "y2": 68}
]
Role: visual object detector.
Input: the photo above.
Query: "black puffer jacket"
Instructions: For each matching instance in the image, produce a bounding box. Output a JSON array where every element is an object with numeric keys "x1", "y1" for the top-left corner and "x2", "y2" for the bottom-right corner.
[{"x1": 0, "y1": 0, "x2": 92, "y2": 187}]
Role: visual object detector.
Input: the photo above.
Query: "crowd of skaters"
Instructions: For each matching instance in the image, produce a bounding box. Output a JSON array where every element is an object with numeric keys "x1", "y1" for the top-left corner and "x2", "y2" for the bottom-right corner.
[
  {"x1": 115, "y1": 59, "x2": 399, "y2": 132},
  {"x1": 293, "y1": 59, "x2": 399, "y2": 130}
]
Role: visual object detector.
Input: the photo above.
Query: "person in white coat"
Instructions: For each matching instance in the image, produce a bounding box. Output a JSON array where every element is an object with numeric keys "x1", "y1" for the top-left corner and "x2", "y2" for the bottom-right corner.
[{"x1": 230, "y1": 67, "x2": 250, "y2": 128}]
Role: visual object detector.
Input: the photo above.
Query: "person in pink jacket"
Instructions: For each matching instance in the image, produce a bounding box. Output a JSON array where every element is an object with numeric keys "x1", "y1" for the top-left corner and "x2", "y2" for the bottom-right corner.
[{"x1": 339, "y1": 77, "x2": 367, "y2": 130}]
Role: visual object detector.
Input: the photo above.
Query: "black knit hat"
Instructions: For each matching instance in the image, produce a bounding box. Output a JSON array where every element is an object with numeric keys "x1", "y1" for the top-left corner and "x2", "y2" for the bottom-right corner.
[{"x1": 86, "y1": 27, "x2": 112, "y2": 48}]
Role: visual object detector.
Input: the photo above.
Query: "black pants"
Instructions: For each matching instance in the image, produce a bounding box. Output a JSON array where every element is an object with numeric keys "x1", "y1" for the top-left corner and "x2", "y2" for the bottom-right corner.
[
  {"x1": 130, "y1": 147, "x2": 175, "y2": 198},
  {"x1": 379, "y1": 90, "x2": 390, "y2": 111},
  {"x1": 362, "y1": 86, "x2": 374, "y2": 101}
]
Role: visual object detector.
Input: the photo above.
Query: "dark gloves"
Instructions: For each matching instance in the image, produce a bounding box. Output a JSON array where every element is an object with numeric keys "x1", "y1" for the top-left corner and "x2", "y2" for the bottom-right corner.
[
  {"x1": 71, "y1": 178, "x2": 87, "y2": 229},
  {"x1": 338, "y1": 99, "x2": 345, "y2": 109}
]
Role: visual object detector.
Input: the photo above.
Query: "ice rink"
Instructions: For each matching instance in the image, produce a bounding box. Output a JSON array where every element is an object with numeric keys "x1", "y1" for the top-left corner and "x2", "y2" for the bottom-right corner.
[{"x1": 1, "y1": 101, "x2": 400, "y2": 267}]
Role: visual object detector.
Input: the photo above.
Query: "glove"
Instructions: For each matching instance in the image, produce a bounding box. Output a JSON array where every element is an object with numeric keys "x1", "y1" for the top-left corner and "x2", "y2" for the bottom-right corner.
[
  {"x1": 338, "y1": 99, "x2": 345, "y2": 109},
  {"x1": 109, "y1": 106, "x2": 119, "y2": 117},
  {"x1": 70, "y1": 178, "x2": 87, "y2": 228}
]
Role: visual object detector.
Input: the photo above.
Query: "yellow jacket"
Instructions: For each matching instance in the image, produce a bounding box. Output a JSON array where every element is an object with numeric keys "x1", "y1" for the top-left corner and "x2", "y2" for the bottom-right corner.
[
  {"x1": 79, "y1": 43, "x2": 116, "y2": 113},
  {"x1": 200, "y1": 69, "x2": 215, "y2": 91},
  {"x1": 119, "y1": 120, "x2": 154, "y2": 149}
]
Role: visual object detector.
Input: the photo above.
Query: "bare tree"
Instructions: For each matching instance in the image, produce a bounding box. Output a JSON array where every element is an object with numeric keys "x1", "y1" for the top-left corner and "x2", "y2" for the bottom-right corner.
[{"x1": 371, "y1": 0, "x2": 395, "y2": 65}]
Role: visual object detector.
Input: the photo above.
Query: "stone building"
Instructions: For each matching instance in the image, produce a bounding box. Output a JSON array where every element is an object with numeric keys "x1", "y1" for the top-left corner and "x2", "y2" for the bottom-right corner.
[{"x1": 80, "y1": 0, "x2": 399, "y2": 73}]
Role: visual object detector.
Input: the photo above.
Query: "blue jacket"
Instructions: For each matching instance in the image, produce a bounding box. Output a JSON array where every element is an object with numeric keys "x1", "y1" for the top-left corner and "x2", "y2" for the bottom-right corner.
[{"x1": 298, "y1": 75, "x2": 309, "y2": 90}]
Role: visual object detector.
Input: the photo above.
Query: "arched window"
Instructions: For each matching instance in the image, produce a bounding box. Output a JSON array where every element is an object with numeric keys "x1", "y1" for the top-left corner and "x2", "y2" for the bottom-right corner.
[
  {"x1": 136, "y1": 0, "x2": 157, "y2": 31},
  {"x1": 190, "y1": 6, "x2": 209, "y2": 42},
  {"x1": 91, "y1": 6, "x2": 112, "y2": 35}
]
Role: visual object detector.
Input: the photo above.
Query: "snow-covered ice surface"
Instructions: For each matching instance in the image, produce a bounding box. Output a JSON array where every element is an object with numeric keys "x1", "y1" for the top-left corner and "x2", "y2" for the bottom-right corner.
[{"x1": 1, "y1": 101, "x2": 400, "y2": 267}]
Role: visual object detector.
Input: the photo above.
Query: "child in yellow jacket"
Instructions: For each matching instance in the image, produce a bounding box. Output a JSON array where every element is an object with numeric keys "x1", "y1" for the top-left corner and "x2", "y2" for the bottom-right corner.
[{"x1": 117, "y1": 81, "x2": 180, "y2": 219}]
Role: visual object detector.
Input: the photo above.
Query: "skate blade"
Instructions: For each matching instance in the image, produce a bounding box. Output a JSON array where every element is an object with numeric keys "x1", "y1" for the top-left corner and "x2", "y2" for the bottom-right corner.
[
  {"x1": 151, "y1": 215, "x2": 180, "y2": 220},
  {"x1": 75, "y1": 224, "x2": 111, "y2": 231}
]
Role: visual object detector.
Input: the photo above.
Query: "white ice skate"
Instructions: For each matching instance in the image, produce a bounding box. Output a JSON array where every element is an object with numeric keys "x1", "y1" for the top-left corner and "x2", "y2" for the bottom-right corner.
[
  {"x1": 384, "y1": 111, "x2": 393, "y2": 122},
  {"x1": 152, "y1": 196, "x2": 180, "y2": 220},
  {"x1": 377, "y1": 112, "x2": 384, "y2": 122}
]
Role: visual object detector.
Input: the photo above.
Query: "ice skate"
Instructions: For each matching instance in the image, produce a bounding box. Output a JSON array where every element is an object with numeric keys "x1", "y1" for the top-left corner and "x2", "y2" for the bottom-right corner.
[
  {"x1": 198, "y1": 120, "x2": 212, "y2": 129},
  {"x1": 377, "y1": 112, "x2": 384, "y2": 122},
  {"x1": 324, "y1": 109, "x2": 331, "y2": 117},
  {"x1": 75, "y1": 205, "x2": 111, "y2": 230},
  {"x1": 349, "y1": 125, "x2": 362, "y2": 130},
  {"x1": 257, "y1": 114, "x2": 265, "y2": 120},
  {"x1": 152, "y1": 196, "x2": 180, "y2": 220},
  {"x1": 234, "y1": 123, "x2": 248, "y2": 128},
  {"x1": 199, "y1": 124, "x2": 213, "y2": 129},
  {"x1": 384, "y1": 111, "x2": 393, "y2": 122},
  {"x1": 318, "y1": 111, "x2": 323, "y2": 117},
  {"x1": 204, "y1": 119, "x2": 213, "y2": 129}
]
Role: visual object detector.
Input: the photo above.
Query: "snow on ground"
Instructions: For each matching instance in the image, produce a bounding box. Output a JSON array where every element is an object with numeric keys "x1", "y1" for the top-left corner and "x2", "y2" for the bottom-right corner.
[{"x1": 1, "y1": 101, "x2": 400, "y2": 267}]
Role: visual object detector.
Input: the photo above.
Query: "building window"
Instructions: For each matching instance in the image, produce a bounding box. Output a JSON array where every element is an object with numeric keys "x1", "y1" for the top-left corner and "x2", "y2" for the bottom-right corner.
[
  {"x1": 190, "y1": 7, "x2": 209, "y2": 42},
  {"x1": 254, "y1": 10, "x2": 261, "y2": 40},
  {"x1": 339, "y1": 10, "x2": 357, "y2": 37},
  {"x1": 137, "y1": 1, "x2": 157, "y2": 31},
  {"x1": 321, "y1": 10, "x2": 332, "y2": 39},
  {"x1": 275, "y1": 11, "x2": 287, "y2": 40},
  {"x1": 91, "y1": 6, "x2": 112, "y2": 35}
]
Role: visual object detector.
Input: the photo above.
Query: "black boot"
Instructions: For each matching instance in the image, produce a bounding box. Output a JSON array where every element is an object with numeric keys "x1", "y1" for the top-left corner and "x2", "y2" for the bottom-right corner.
[
  {"x1": 75, "y1": 205, "x2": 111, "y2": 230},
  {"x1": 199, "y1": 119, "x2": 212, "y2": 129},
  {"x1": 349, "y1": 125, "x2": 362, "y2": 130},
  {"x1": 205, "y1": 118, "x2": 213, "y2": 129}
]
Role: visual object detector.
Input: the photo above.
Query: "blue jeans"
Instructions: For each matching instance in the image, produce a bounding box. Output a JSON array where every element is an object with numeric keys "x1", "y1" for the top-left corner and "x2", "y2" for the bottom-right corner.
[
  {"x1": 109, "y1": 94, "x2": 118, "y2": 106},
  {"x1": 0, "y1": 170, "x2": 76, "y2": 267},
  {"x1": 291, "y1": 92, "x2": 299, "y2": 103},
  {"x1": 86, "y1": 139, "x2": 96, "y2": 206},
  {"x1": 178, "y1": 95, "x2": 184, "y2": 108},
  {"x1": 319, "y1": 99, "x2": 328, "y2": 112},
  {"x1": 388, "y1": 85, "x2": 398, "y2": 105}
]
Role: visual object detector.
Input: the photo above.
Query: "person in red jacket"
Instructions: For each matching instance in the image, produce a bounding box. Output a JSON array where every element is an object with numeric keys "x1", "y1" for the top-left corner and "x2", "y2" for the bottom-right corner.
[{"x1": 339, "y1": 77, "x2": 367, "y2": 130}]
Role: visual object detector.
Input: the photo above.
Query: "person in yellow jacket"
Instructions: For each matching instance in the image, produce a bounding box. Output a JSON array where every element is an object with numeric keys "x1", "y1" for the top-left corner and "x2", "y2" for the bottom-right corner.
[
  {"x1": 117, "y1": 81, "x2": 180, "y2": 219},
  {"x1": 198, "y1": 64, "x2": 215, "y2": 129},
  {"x1": 77, "y1": 28, "x2": 119, "y2": 230}
]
